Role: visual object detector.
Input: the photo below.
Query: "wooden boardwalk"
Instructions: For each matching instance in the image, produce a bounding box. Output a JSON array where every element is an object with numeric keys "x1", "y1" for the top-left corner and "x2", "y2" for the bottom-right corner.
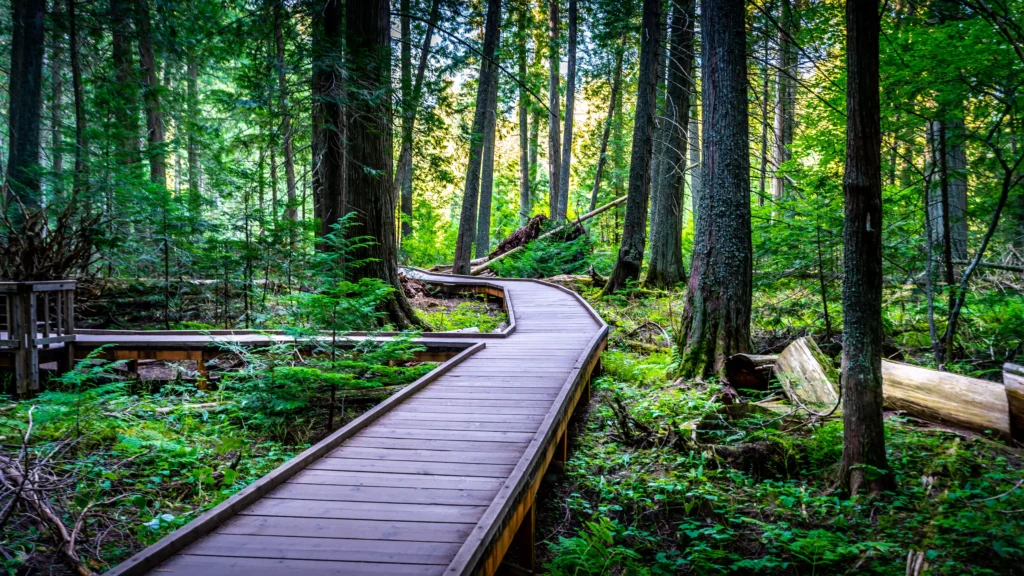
[{"x1": 108, "y1": 271, "x2": 608, "y2": 575}]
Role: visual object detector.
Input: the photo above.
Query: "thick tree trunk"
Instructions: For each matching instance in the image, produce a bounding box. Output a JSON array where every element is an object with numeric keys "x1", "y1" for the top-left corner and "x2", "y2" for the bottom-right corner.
[
  {"x1": 839, "y1": 0, "x2": 891, "y2": 495},
  {"x1": 547, "y1": 0, "x2": 561, "y2": 219},
  {"x1": 68, "y1": 0, "x2": 88, "y2": 199},
  {"x1": 186, "y1": 55, "x2": 200, "y2": 210},
  {"x1": 601, "y1": 0, "x2": 660, "y2": 294},
  {"x1": 645, "y1": 0, "x2": 695, "y2": 288},
  {"x1": 476, "y1": 61, "x2": 500, "y2": 258},
  {"x1": 772, "y1": 0, "x2": 798, "y2": 203},
  {"x1": 345, "y1": 0, "x2": 419, "y2": 328},
  {"x1": 312, "y1": 0, "x2": 345, "y2": 238},
  {"x1": 674, "y1": 0, "x2": 752, "y2": 377},
  {"x1": 648, "y1": 7, "x2": 671, "y2": 248},
  {"x1": 688, "y1": 89, "x2": 700, "y2": 217},
  {"x1": 274, "y1": 1, "x2": 298, "y2": 223},
  {"x1": 518, "y1": 2, "x2": 531, "y2": 225},
  {"x1": 134, "y1": 0, "x2": 165, "y2": 185},
  {"x1": 110, "y1": 0, "x2": 140, "y2": 167},
  {"x1": 452, "y1": 0, "x2": 502, "y2": 274},
  {"x1": 556, "y1": 0, "x2": 577, "y2": 219},
  {"x1": 5, "y1": 0, "x2": 46, "y2": 216},
  {"x1": 590, "y1": 48, "x2": 624, "y2": 212}
]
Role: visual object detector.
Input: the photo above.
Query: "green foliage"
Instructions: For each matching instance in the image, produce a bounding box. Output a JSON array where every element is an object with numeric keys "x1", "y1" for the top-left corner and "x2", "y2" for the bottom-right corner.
[
  {"x1": 492, "y1": 234, "x2": 600, "y2": 279},
  {"x1": 418, "y1": 296, "x2": 509, "y2": 333}
]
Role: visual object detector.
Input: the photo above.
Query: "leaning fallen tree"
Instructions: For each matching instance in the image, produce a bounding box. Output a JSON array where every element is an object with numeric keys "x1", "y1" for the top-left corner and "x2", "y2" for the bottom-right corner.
[
  {"x1": 470, "y1": 195, "x2": 627, "y2": 275},
  {"x1": 755, "y1": 337, "x2": 1023, "y2": 442}
]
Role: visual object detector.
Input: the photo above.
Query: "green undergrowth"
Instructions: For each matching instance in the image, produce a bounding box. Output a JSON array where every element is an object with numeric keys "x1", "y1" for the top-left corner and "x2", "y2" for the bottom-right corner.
[
  {"x1": 540, "y1": 349, "x2": 1024, "y2": 575},
  {"x1": 416, "y1": 293, "x2": 509, "y2": 333}
]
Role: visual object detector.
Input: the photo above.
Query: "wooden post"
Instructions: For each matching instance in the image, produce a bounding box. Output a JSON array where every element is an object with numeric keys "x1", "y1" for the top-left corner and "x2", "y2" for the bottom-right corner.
[
  {"x1": 26, "y1": 289, "x2": 39, "y2": 392},
  {"x1": 1005, "y1": 363, "x2": 1024, "y2": 442},
  {"x1": 500, "y1": 502, "x2": 536, "y2": 575},
  {"x1": 197, "y1": 351, "x2": 209, "y2": 390}
]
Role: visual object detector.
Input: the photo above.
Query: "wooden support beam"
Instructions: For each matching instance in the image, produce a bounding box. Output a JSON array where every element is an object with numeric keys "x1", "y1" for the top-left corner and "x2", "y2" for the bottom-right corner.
[{"x1": 499, "y1": 503, "x2": 536, "y2": 575}]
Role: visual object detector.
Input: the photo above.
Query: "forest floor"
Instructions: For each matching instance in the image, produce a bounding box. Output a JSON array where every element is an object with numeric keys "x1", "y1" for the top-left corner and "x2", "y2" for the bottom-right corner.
[{"x1": 531, "y1": 284, "x2": 1024, "y2": 576}]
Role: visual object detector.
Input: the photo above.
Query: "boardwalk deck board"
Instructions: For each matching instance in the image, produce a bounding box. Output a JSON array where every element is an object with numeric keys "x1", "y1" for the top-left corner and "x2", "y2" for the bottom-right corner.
[{"x1": 108, "y1": 270, "x2": 607, "y2": 576}]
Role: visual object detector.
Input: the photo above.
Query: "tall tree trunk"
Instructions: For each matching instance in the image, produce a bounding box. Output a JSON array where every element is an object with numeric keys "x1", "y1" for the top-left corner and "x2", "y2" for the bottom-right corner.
[
  {"x1": 345, "y1": 0, "x2": 419, "y2": 327},
  {"x1": 518, "y1": 1, "x2": 531, "y2": 225},
  {"x1": 556, "y1": 0, "x2": 576, "y2": 219},
  {"x1": 688, "y1": 86, "x2": 700, "y2": 217},
  {"x1": 590, "y1": 47, "x2": 624, "y2": 211},
  {"x1": 453, "y1": 0, "x2": 502, "y2": 274},
  {"x1": 312, "y1": 0, "x2": 345, "y2": 238},
  {"x1": 274, "y1": 1, "x2": 297, "y2": 223},
  {"x1": 772, "y1": 0, "x2": 798, "y2": 202},
  {"x1": 675, "y1": 0, "x2": 752, "y2": 377},
  {"x1": 134, "y1": 0, "x2": 165, "y2": 184},
  {"x1": 395, "y1": 0, "x2": 440, "y2": 236},
  {"x1": 49, "y1": 28, "x2": 64, "y2": 186},
  {"x1": 757, "y1": 14, "x2": 770, "y2": 205},
  {"x1": 601, "y1": 0, "x2": 660, "y2": 294},
  {"x1": 645, "y1": 0, "x2": 695, "y2": 288},
  {"x1": 925, "y1": 119, "x2": 968, "y2": 262},
  {"x1": 110, "y1": 0, "x2": 139, "y2": 167},
  {"x1": 5, "y1": 0, "x2": 46, "y2": 218},
  {"x1": 186, "y1": 55, "x2": 201, "y2": 210},
  {"x1": 839, "y1": 0, "x2": 891, "y2": 495},
  {"x1": 649, "y1": 12, "x2": 670, "y2": 246},
  {"x1": 68, "y1": 0, "x2": 88, "y2": 199},
  {"x1": 547, "y1": 0, "x2": 561, "y2": 218},
  {"x1": 476, "y1": 58, "x2": 500, "y2": 258}
]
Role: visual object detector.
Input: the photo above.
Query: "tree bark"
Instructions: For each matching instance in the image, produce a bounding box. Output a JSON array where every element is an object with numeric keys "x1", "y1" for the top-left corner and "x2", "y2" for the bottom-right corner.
[
  {"x1": 476, "y1": 57, "x2": 501, "y2": 258},
  {"x1": 601, "y1": 0, "x2": 660, "y2": 294},
  {"x1": 518, "y1": 1, "x2": 531, "y2": 225},
  {"x1": 648, "y1": 7, "x2": 670, "y2": 247},
  {"x1": 134, "y1": 0, "x2": 165, "y2": 185},
  {"x1": 772, "y1": 0, "x2": 798, "y2": 203},
  {"x1": 312, "y1": 0, "x2": 345, "y2": 239},
  {"x1": 556, "y1": 0, "x2": 577, "y2": 219},
  {"x1": 839, "y1": 0, "x2": 891, "y2": 495},
  {"x1": 5, "y1": 0, "x2": 46, "y2": 216},
  {"x1": 547, "y1": 0, "x2": 561, "y2": 219},
  {"x1": 645, "y1": 0, "x2": 695, "y2": 288},
  {"x1": 110, "y1": 0, "x2": 140, "y2": 167},
  {"x1": 674, "y1": 0, "x2": 752, "y2": 377},
  {"x1": 453, "y1": 0, "x2": 502, "y2": 274},
  {"x1": 590, "y1": 47, "x2": 624, "y2": 211},
  {"x1": 68, "y1": 0, "x2": 88, "y2": 199},
  {"x1": 49, "y1": 26, "x2": 64, "y2": 186},
  {"x1": 345, "y1": 0, "x2": 420, "y2": 328},
  {"x1": 688, "y1": 87, "x2": 700, "y2": 218},
  {"x1": 925, "y1": 119, "x2": 968, "y2": 262},
  {"x1": 274, "y1": 1, "x2": 298, "y2": 223}
]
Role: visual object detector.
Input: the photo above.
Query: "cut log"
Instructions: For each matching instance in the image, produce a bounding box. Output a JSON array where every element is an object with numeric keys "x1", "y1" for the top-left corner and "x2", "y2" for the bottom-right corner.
[
  {"x1": 724, "y1": 353, "x2": 775, "y2": 391},
  {"x1": 771, "y1": 337, "x2": 1013, "y2": 439},
  {"x1": 882, "y1": 361, "x2": 1010, "y2": 440},
  {"x1": 1004, "y1": 363, "x2": 1024, "y2": 441},
  {"x1": 470, "y1": 195, "x2": 627, "y2": 275},
  {"x1": 774, "y1": 337, "x2": 840, "y2": 411}
]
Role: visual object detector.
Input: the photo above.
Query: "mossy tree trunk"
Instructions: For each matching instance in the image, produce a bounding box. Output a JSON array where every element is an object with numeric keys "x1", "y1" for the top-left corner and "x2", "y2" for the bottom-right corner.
[{"x1": 675, "y1": 0, "x2": 752, "y2": 377}]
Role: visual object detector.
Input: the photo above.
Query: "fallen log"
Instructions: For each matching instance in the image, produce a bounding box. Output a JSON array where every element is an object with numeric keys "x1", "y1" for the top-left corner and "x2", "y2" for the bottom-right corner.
[
  {"x1": 724, "y1": 353, "x2": 776, "y2": 391},
  {"x1": 774, "y1": 337, "x2": 840, "y2": 411},
  {"x1": 470, "y1": 195, "x2": 627, "y2": 275},
  {"x1": 770, "y1": 338, "x2": 1016, "y2": 439}
]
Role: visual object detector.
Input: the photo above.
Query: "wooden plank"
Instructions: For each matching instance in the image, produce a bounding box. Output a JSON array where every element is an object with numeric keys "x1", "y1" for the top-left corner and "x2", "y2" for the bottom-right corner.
[
  {"x1": 156, "y1": 554, "x2": 446, "y2": 575},
  {"x1": 307, "y1": 458, "x2": 514, "y2": 478},
  {"x1": 376, "y1": 418, "x2": 538, "y2": 433},
  {"x1": 343, "y1": 436, "x2": 529, "y2": 453},
  {"x1": 217, "y1": 515, "x2": 475, "y2": 542},
  {"x1": 186, "y1": 534, "x2": 460, "y2": 565},
  {"x1": 393, "y1": 405, "x2": 550, "y2": 416},
  {"x1": 381, "y1": 411, "x2": 545, "y2": 423},
  {"x1": 288, "y1": 470, "x2": 504, "y2": 491},
  {"x1": 414, "y1": 391, "x2": 558, "y2": 401},
  {"x1": 242, "y1": 498, "x2": 486, "y2": 523},
  {"x1": 404, "y1": 398, "x2": 552, "y2": 408},
  {"x1": 328, "y1": 446, "x2": 522, "y2": 465},
  {"x1": 358, "y1": 427, "x2": 536, "y2": 443}
]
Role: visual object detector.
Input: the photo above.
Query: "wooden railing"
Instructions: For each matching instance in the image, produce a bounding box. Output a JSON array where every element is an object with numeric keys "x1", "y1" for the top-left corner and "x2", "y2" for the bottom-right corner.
[{"x1": 0, "y1": 280, "x2": 76, "y2": 395}]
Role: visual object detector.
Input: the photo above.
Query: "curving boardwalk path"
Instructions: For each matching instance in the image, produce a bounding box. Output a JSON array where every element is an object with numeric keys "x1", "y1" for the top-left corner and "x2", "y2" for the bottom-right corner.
[{"x1": 109, "y1": 271, "x2": 608, "y2": 576}]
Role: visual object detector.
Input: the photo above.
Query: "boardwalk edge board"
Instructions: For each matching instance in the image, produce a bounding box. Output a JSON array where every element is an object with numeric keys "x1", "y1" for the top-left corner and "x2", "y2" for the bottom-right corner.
[{"x1": 107, "y1": 341, "x2": 486, "y2": 576}]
